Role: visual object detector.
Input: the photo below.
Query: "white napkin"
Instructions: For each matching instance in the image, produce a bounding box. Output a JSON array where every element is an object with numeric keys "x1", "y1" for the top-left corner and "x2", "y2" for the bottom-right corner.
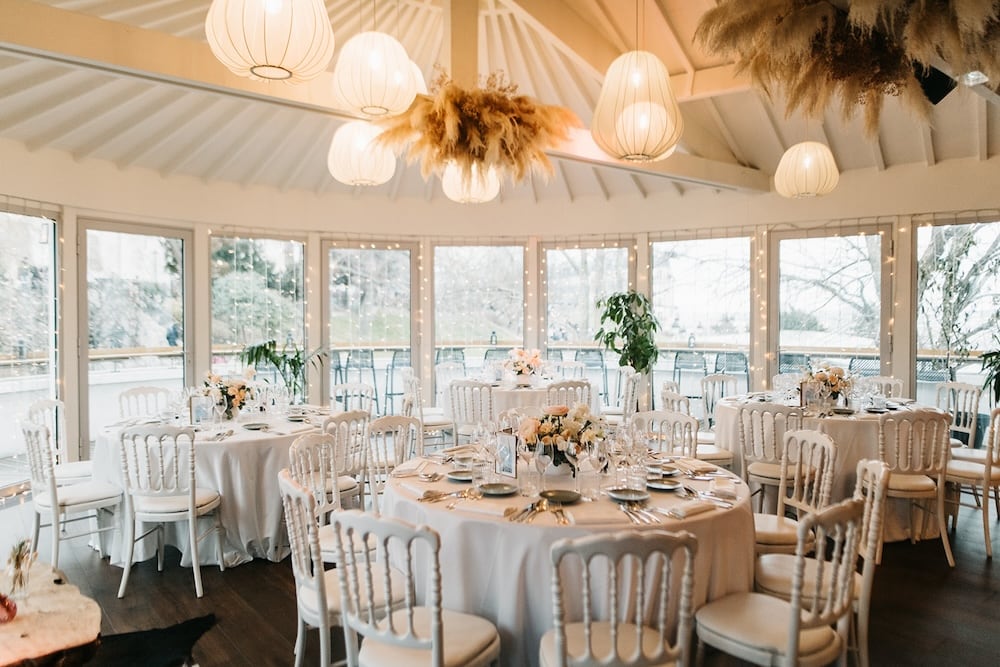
[
  {"x1": 454, "y1": 502, "x2": 508, "y2": 517},
  {"x1": 674, "y1": 458, "x2": 717, "y2": 475},
  {"x1": 667, "y1": 499, "x2": 716, "y2": 519},
  {"x1": 271, "y1": 423, "x2": 316, "y2": 435},
  {"x1": 391, "y1": 460, "x2": 427, "y2": 477},
  {"x1": 709, "y1": 477, "x2": 737, "y2": 500},
  {"x1": 441, "y1": 444, "x2": 479, "y2": 456}
]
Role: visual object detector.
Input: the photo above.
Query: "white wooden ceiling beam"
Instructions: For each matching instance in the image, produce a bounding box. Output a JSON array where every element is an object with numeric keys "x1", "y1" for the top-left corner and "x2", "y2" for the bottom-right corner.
[
  {"x1": 870, "y1": 134, "x2": 886, "y2": 171},
  {"x1": 24, "y1": 78, "x2": 134, "y2": 151},
  {"x1": 70, "y1": 86, "x2": 174, "y2": 160},
  {"x1": 158, "y1": 101, "x2": 250, "y2": 176},
  {"x1": 114, "y1": 95, "x2": 204, "y2": 169},
  {"x1": 976, "y1": 96, "x2": 988, "y2": 160},
  {"x1": 442, "y1": 0, "x2": 479, "y2": 87},
  {"x1": 920, "y1": 124, "x2": 936, "y2": 166}
]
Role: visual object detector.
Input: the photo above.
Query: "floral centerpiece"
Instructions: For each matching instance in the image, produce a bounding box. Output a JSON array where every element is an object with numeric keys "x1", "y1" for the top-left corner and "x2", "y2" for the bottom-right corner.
[
  {"x1": 6, "y1": 539, "x2": 36, "y2": 602},
  {"x1": 804, "y1": 363, "x2": 853, "y2": 401},
  {"x1": 504, "y1": 348, "x2": 543, "y2": 379},
  {"x1": 517, "y1": 404, "x2": 605, "y2": 475},
  {"x1": 203, "y1": 369, "x2": 255, "y2": 420}
]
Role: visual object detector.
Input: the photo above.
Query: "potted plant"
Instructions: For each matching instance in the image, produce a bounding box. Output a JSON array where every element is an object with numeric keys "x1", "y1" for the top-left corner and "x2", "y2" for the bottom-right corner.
[
  {"x1": 240, "y1": 340, "x2": 326, "y2": 404},
  {"x1": 594, "y1": 291, "x2": 661, "y2": 375},
  {"x1": 982, "y1": 347, "x2": 1000, "y2": 406}
]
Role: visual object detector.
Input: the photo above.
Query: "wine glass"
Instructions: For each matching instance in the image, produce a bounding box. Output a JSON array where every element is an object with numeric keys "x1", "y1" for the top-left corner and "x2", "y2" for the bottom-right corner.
[
  {"x1": 535, "y1": 441, "x2": 553, "y2": 490},
  {"x1": 517, "y1": 439, "x2": 538, "y2": 496},
  {"x1": 213, "y1": 399, "x2": 228, "y2": 431}
]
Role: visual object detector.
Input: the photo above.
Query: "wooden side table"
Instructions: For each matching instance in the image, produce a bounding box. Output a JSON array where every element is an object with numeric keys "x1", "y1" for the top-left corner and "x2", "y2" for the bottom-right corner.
[{"x1": 0, "y1": 564, "x2": 101, "y2": 666}]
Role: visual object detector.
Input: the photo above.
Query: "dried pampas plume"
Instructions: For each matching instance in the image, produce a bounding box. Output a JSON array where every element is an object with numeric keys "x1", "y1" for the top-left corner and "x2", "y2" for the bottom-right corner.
[
  {"x1": 696, "y1": 0, "x2": 1000, "y2": 137},
  {"x1": 376, "y1": 70, "x2": 581, "y2": 185}
]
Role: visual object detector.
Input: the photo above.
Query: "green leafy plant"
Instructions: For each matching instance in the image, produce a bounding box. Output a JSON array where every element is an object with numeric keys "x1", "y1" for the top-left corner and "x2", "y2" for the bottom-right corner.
[
  {"x1": 594, "y1": 291, "x2": 661, "y2": 375},
  {"x1": 239, "y1": 340, "x2": 325, "y2": 404},
  {"x1": 981, "y1": 348, "x2": 1000, "y2": 406}
]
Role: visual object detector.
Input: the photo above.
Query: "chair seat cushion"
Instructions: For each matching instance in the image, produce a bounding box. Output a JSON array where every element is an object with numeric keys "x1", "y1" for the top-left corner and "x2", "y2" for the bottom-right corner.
[
  {"x1": 696, "y1": 444, "x2": 732, "y2": 463},
  {"x1": 752, "y1": 514, "x2": 803, "y2": 545},
  {"x1": 34, "y1": 480, "x2": 120, "y2": 509},
  {"x1": 695, "y1": 592, "x2": 840, "y2": 662},
  {"x1": 317, "y1": 524, "x2": 378, "y2": 562},
  {"x1": 133, "y1": 488, "x2": 220, "y2": 516},
  {"x1": 421, "y1": 415, "x2": 453, "y2": 429},
  {"x1": 755, "y1": 554, "x2": 861, "y2": 602},
  {"x1": 887, "y1": 473, "x2": 936, "y2": 493},
  {"x1": 54, "y1": 460, "x2": 94, "y2": 483},
  {"x1": 746, "y1": 461, "x2": 792, "y2": 482},
  {"x1": 601, "y1": 406, "x2": 624, "y2": 417},
  {"x1": 950, "y1": 447, "x2": 987, "y2": 463},
  {"x1": 298, "y1": 564, "x2": 404, "y2": 618},
  {"x1": 946, "y1": 459, "x2": 1000, "y2": 482},
  {"x1": 359, "y1": 607, "x2": 500, "y2": 667},
  {"x1": 696, "y1": 431, "x2": 716, "y2": 445},
  {"x1": 539, "y1": 621, "x2": 677, "y2": 667}
]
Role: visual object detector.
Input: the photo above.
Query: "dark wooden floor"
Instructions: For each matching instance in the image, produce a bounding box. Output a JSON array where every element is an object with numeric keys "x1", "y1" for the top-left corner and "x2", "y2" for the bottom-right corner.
[{"x1": 4, "y1": 500, "x2": 998, "y2": 666}]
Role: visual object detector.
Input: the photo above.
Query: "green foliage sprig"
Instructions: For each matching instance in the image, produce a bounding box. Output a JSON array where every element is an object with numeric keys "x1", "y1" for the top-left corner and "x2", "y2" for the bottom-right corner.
[
  {"x1": 240, "y1": 340, "x2": 325, "y2": 404},
  {"x1": 594, "y1": 292, "x2": 661, "y2": 375}
]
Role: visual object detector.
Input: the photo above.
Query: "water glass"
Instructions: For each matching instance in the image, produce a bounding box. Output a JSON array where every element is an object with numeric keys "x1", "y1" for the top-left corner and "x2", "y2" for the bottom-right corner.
[
  {"x1": 626, "y1": 463, "x2": 647, "y2": 491},
  {"x1": 472, "y1": 460, "x2": 492, "y2": 490},
  {"x1": 577, "y1": 469, "x2": 601, "y2": 501},
  {"x1": 519, "y1": 467, "x2": 540, "y2": 497}
]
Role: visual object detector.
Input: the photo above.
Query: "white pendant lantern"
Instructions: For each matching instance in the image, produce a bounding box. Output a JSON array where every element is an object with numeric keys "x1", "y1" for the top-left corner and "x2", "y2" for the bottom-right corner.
[
  {"x1": 332, "y1": 31, "x2": 417, "y2": 117},
  {"x1": 410, "y1": 60, "x2": 428, "y2": 96},
  {"x1": 774, "y1": 141, "x2": 840, "y2": 198},
  {"x1": 591, "y1": 50, "x2": 683, "y2": 162},
  {"x1": 441, "y1": 162, "x2": 500, "y2": 204},
  {"x1": 205, "y1": 0, "x2": 334, "y2": 82},
  {"x1": 327, "y1": 121, "x2": 396, "y2": 186}
]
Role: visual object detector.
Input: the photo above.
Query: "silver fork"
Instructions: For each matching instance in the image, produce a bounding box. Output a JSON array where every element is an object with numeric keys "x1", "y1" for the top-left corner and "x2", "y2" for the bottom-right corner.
[{"x1": 618, "y1": 503, "x2": 645, "y2": 524}]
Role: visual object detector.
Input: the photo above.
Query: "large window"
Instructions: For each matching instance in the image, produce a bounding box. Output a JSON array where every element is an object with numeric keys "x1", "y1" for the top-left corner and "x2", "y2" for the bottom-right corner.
[
  {"x1": 916, "y1": 219, "x2": 1000, "y2": 408},
  {"x1": 1, "y1": 211, "x2": 56, "y2": 487},
  {"x1": 651, "y1": 237, "x2": 751, "y2": 393},
  {"x1": 210, "y1": 235, "x2": 304, "y2": 374},
  {"x1": 328, "y1": 244, "x2": 412, "y2": 413},
  {"x1": 434, "y1": 245, "x2": 524, "y2": 384},
  {"x1": 777, "y1": 231, "x2": 883, "y2": 379},
  {"x1": 85, "y1": 225, "x2": 187, "y2": 442}
]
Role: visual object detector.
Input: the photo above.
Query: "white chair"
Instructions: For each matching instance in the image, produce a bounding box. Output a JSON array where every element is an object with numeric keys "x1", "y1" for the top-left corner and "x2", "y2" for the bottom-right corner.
[
  {"x1": 449, "y1": 379, "x2": 494, "y2": 443},
  {"x1": 332, "y1": 382, "x2": 376, "y2": 414},
  {"x1": 695, "y1": 497, "x2": 865, "y2": 666},
  {"x1": 366, "y1": 415, "x2": 421, "y2": 514},
  {"x1": 660, "y1": 380, "x2": 680, "y2": 398},
  {"x1": 403, "y1": 374, "x2": 454, "y2": 447},
  {"x1": 555, "y1": 359, "x2": 586, "y2": 379},
  {"x1": 540, "y1": 529, "x2": 698, "y2": 667},
  {"x1": 330, "y1": 509, "x2": 502, "y2": 667},
  {"x1": 117, "y1": 425, "x2": 225, "y2": 598},
  {"x1": 945, "y1": 406, "x2": 1000, "y2": 558},
  {"x1": 699, "y1": 373, "x2": 737, "y2": 430},
  {"x1": 755, "y1": 459, "x2": 891, "y2": 667},
  {"x1": 631, "y1": 409, "x2": 698, "y2": 458},
  {"x1": 737, "y1": 403, "x2": 803, "y2": 511},
  {"x1": 546, "y1": 379, "x2": 592, "y2": 409},
  {"x1": 278, "y1": 469, "x2": 405, "y2": 667},
  {"x1": 603, "y1": 368, "x2": 640, "y2": 431},
  {"x1": 435, "y1": 361, "x2": 466, "y2": 407},
  {"x1": 661, "y1": 388, "x2": 733, "y2": 469},
  {"x1": 753, "y1": 429, "x2": 837, "y2": 556},
  {"x1": 875, "y1": 411, "x2": 955, "y2": 567},
  {"x1": 937, "y1": 381, "x2": 983, "y2": 454},
  {"x1": 118, "y1": 386, "x2": 172, "y2": 419},
  {"x1": 868, "y1": 375, "x2": 904, "y2": 399},
  {"x1": 321, "y1": 410, "x2": 370, "y2": 509},
  {"x1": 26, "y1": 398, "x2": 92, "y2": 484},
  {"x1": 22, "y1": 423, "x2": 121, "y2": 569}
]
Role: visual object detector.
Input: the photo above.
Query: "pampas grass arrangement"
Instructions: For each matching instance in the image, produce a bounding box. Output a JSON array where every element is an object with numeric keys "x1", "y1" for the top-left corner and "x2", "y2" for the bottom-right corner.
[
  {"x1": 696, "y1": 1, "x2": 1000, "y2": 136},
  {"x1": 376, "y1": 71, "x2": 580, "y2": 186}
]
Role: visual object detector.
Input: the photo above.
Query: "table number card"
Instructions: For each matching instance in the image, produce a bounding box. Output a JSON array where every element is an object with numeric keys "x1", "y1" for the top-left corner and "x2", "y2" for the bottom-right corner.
[
  {"x1": 189, "y1": 395, "x2": 214, "y2": 425},
  {"x1": 495, "y1": 431, "x2": 517, "y2": 479}
]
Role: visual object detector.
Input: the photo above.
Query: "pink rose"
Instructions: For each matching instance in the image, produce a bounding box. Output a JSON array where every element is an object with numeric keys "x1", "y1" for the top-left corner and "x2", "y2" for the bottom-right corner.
[
  {"x1": 544, "y1": 405, "x2": 569, "y2": 416},
  {"x1": 517, "y1": 418, "x2": 540, "y2": 442}
]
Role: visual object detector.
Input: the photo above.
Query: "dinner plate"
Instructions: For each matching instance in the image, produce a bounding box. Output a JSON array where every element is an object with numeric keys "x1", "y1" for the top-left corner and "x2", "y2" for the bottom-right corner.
[
  {"x1": 647, "y1": 464, "x2": 681, "y2": 477},
  {"x1": 286, "y1": 415, "x2": 309, "y2": 422},
  {"x1": 647, "y1": 479, "x2": 682, "y2": 492},
  {"x1": 479, "y1": 482, "x2": 518, "y2": 497},
  {"x1": 446, "y1": 470, "x2": 474, "y2": 482},
  {"x1": 539, "y1": 489, "x2": 581, "y2": 504},
  {"x1": 242, "y1": 422, "x2": 269, "y2": 431},
  {"x1": 865, "y1": 407, "x2": 888, "y2": 414},
  {"x1": 606, "y1": 488, "x2": 651, "y2": 503},
  {"x1": 831, "y1": 407, "x2": 855, "y2": 415}
]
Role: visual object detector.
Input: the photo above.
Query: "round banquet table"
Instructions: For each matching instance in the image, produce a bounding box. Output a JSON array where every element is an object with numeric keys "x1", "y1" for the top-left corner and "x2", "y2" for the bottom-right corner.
[
  {"x1": 444, "y1": 380, "x2": 602, "y2": 420},
  {"x1": 713, "y1": 395, "x2": 946, "y2": 542},
  {"x1": 382, "y1": 458, "x2": 754, "y2": 667},
  {"x1": 91, "y1": 414, "x2": 320, "y2": 568}
]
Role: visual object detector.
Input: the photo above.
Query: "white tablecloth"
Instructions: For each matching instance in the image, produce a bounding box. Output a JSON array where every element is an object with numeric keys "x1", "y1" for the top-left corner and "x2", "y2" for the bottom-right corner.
[
  {"x1": 445, "y1": 381, "x2": 601, "y2": 419},
  {"x1": 92, "y1": 415, "x2": 318, "y2": 568},
  {"x1": 383, "y1": 459, "x2": 754, "y2": 667},
  {"x1": 713, "y1": 396, "x2": 945, "y2": 542}
]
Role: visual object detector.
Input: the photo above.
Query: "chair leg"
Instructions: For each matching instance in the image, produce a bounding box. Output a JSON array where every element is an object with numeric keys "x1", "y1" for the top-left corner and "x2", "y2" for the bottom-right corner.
[
  {"x1": 190, "y1": 515, "x2": 205, "y2": 598},
  {"x1": 936, "y1": 492, "x2": 956, "y2": 567},
  {"x1": 318, "y1": 618, "x2": 330, "y2": 667},
  {"x1": 216, "y1": 511, "x2": 226, "y2": 572},
  {"x1": 32, "y1": 511, "x2": 41, "y2": 562},
  {"x1": 51, "y1": 510, "x2": 62, "y2": 569},
  {"x1": 293, "y1": 612, "x2": 305, "y2": 667},
  {"x1": 982, "y1": 483, "x2": 993, "y2": 559},
  {"x1": 994, "y1": 486, "x2": 1000, "y2": 517},
  {"x1": 118, "y1": 516, "x2": 135, "y2": 599}
]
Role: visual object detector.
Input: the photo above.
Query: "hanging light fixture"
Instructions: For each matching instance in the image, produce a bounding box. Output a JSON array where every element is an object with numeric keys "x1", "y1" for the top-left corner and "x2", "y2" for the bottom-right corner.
[
  {"x1": 441, "y1": 162, "x2": 500, "y2": 204},
  {"x1": 205, "y1": 0, "x2": 335, "y2": 82},
  {"x1": 327, "y1": 121, "x2": 396, "y2": 186},
  {"x1": 774, "y1": 141, "x2": 840, "y2": 198},
  {"x1": 332, "y1": 31, "x2": 417, "y2": 116},
  {"x1": 591, "y1": 50, "x2": 683, "y2": 162}
]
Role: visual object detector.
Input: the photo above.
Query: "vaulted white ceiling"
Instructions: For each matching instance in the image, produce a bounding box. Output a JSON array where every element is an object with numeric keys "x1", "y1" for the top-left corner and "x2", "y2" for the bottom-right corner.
[{"x1": 1, "y1": 0, "x2": 997, "y2": 206}]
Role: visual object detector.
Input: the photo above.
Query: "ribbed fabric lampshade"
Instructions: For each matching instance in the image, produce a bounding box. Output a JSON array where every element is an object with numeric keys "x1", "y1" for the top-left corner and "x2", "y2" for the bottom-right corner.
[
  {"x1": 205, "y1": 0, "x2": 334, "y2": 82},
  {"x1": 774, "y1": 141, "x2": 840, "y2": 198},
  {"x1": 591, "y1": 50, "x2": 683, "y2": 162},
  {"x1": 327, "y1": 121, "x2": 396, "y2": 186},
  {"x1": 441, "y1": 163, "x2": 500, "y2": 203},
  {"x1": 332, "y1": 31, "x2": 417, "y2": 117}
]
